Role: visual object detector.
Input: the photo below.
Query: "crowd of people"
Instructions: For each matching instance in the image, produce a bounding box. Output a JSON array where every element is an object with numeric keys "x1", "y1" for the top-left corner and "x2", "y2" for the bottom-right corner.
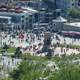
[
  {"x1": 0, "y1": 29, "x2": 80, "y2": 77},
  {"x1": 0, "y1": 30, "x2": 80, "y2": 57}
]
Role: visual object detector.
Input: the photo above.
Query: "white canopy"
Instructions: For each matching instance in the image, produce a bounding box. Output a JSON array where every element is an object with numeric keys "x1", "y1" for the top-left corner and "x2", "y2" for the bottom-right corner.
[
  {"x1": 53, "y1": 16, "x2": 67, "y2": 22},
  {"x1": 21, "y1": 7, "x2": 38, "y2": 14},
  {"x1": 0, "y1": 16, "x2": 11, "y2": 19},
  {"x1": 65, "y1": 22, "x2": 80, "y2": 28}
]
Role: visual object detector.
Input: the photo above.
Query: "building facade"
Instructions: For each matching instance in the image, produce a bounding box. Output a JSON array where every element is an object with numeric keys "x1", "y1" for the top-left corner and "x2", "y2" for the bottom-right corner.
[
  {"x1": 53, "y1": 0, "x2": 80, "y2": 17},
  {"x1": 0, "y1": 6, "x2": 38, "y2": 30}
]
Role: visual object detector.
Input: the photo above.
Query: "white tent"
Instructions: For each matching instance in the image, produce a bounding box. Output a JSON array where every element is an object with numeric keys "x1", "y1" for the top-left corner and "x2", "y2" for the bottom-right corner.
[
  {"x1": 53, "y1": 16, "x2": 67, "y2": 23},
  {"x1": 0, "y1": 16, "x2": 11, "y2": 19}
]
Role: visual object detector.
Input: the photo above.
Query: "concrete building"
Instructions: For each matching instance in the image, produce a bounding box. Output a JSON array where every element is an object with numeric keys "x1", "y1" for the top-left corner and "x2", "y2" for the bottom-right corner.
[
  {"x1": 63, "y1": 22, "x2": 80, "y2": 32},
  {"x1": 54, "y1": 0, "x2": 78, "y2": 16},
  {"x1": 52, "y1": 16, "x2": 67, "y2": 32},
  {"x1": 52, "y1": 16, "x2": 80, "y2": 32},
  {"x1": 0, "y1": 0, "x2": 14, "y2": 5},
  {"x1": 15, "y1": 0, "x2": 51, "y2": 23},
  {"x1": 56, "y1": 0, "x2": 76, "y2": 9},
  {"x1": 75, "y1": 0, "x2": 80, "y2": 8},
  {"x1": 0, "y1": 5, "x2": 38, "y2": 30},
  {"x1": 0, "y1": 16, "x2": 12, "y2": 30}
]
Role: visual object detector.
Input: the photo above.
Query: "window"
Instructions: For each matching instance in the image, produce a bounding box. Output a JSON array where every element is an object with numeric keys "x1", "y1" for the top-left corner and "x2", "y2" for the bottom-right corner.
[
  {"x1": 54, "y1": 24, "x2": 56, "y2": 26},
  {"x1": 22, "y1": 20, "x2": 24, "y2": 23},
  {"x1": 26, "y1": 18, "x2": 28, "y2": 20},
  {"x1": 72, "y1": 3, "x2": 74, "y2": 6},
  {"x1": 22, "y1": 15, "x2": 24, "y2": 18}
]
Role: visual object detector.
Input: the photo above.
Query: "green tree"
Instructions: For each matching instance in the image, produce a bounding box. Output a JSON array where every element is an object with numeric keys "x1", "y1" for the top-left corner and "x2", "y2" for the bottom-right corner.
[
  {"x1": 52, "y1": 64, "x2": 80, "y2": 80},
  {"x1": 10, "y1": 56, "x2": 80, "y2": 80},
  {"x1": 10, "y1": 60, "x2": 45, "y2": 80},
  {"x1": 69, "y1": 8, "x2": 80, "y2": 18}
]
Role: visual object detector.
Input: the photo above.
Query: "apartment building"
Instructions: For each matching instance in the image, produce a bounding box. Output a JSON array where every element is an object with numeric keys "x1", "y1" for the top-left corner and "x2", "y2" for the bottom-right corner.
[{"x1": 0, "y1": 5, "x2": 38, "y2": 30}]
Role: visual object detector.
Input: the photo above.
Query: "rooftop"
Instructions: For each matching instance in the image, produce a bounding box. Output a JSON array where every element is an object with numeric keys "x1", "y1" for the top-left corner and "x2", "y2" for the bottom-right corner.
[
  {"x1": 53, "y1": 16, "x2": 67, "y2": 22},
  {"x1": 0, "y1": 5, "x2": 38, "y2": 14},
  {"x1": 0, "y1": 16, "x2": 11, "y2": 19},
  {"x1": 65, "y1": 22, "x2": 80, "y2": 28}
]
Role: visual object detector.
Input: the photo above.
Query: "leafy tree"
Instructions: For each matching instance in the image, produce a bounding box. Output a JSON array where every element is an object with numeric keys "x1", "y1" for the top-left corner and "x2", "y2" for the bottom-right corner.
[
  {"x1": 10, "y1": 60, "x2": 45, "y2": 80},
  {"x1": 10, "y1": 55, "x2": 80, "y2": 80},
  {"x1": 52, "y1": 64, "x2": 80, "y2": 80},
  {"x1": 69, "y1": 8, "x2": 80, "y2": 18}
]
